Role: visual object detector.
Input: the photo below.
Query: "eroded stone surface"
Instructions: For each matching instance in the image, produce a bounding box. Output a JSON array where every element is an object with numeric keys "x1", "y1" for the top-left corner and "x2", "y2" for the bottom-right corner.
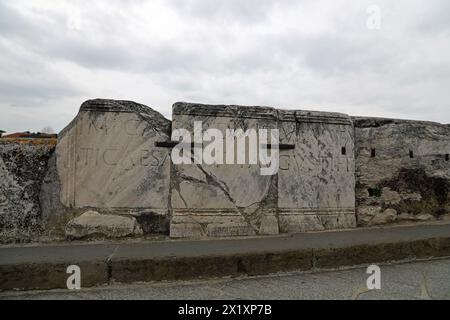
[
  {"x1": 278, "y1": 110, "x2": 356, "y2": 232},
  {"x1": 354, "y1": 117, "x2": 450, "y2": 226},
  {"x1": 65, "y1": 210, "x2": 143, "y2": 239},
  {"x1": 369, "y1": 208, "x2": 397, "y2": 225},
  {"x1": 55, "y1": 99, "x2": 172, "y2": 235},
  {"x1": 170, "y1": 103, "x2": 357, "y2": 238},
  {"x1": 40, "y1": 153, "x2": 71, "y2": 236},
  {"x1": 170, "y1": 103, "x2": 279, "y2": 238},
  {"x1": 3, "y1": 98, "x2": 449, "y2": 243},
  {"x1": 0, "y1": 139, "x2": 55, "y2": 242}
]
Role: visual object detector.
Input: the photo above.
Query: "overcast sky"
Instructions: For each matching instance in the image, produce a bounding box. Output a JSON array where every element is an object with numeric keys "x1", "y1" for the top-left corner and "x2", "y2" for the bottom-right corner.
[{"x1": 0, "y1": 0, "x2": 449, "y2": 133}]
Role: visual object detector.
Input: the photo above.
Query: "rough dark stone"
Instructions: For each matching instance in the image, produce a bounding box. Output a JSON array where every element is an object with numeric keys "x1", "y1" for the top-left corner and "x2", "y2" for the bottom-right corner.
[
  {"x1": 382, "y1": 168, "x2": 450, "y2": 217},
  {"x1": 135, "y1": 212, "x2": 170, "y2": 234},
  {"x1": 354, "y1": 117, "x2": 450, "y2": 226},
  {"x1": 0, "y1": 139, "x2": 56, "y2": 243},
  {"x1": 40, "y1": 153, "x2": 72, "y2": 237}
]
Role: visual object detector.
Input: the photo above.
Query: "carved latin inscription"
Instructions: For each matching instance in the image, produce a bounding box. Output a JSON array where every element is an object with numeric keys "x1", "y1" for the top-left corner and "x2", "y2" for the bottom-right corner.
[{"x1": 57, "y1": 101, "x2": 171, "y2": 211}]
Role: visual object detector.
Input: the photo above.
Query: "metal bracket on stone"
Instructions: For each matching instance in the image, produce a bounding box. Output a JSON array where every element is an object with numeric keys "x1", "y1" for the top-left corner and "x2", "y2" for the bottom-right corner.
[
  {"x1": 155, "y1": 141, "x2": 295, "y2": 150},
  {"x1": 155, "y1": 141, "x2": 179, "y2": 148},
  {"x1": 155, "y1": 141, "x2": 201, "y2": 148},
  {"x1": 266, "y1": 144, "x2": 295, "y2": 150}
]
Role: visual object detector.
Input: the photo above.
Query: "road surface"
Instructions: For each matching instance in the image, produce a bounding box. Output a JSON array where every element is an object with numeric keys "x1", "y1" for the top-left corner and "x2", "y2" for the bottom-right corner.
[{"x1": 1, "y1": 258, "x2": 449, "y2": 300}]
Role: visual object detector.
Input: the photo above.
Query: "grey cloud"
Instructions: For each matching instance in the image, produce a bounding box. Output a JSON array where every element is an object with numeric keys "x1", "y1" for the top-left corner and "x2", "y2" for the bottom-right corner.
[
  {"x1": 0, "y1": 0, "x2": 449, "y2": 133},
  {"x1": 0, "y1": 2, "x2": 209, "y2": 74},
  {"x1": 0, "y1": 37, "x2": 81, "y2": 107},
  {"x1": 168, "y1": 0, "x2": 279, "y2": 23},
  {"x1": 0, "y1": 1, "x2": 389, "y2": 78},
  {"x1": 0, "y1": 81, "x2": 79, "y2": 105},
  {"x1": 411, "y1": 0, "x2": 450, "y2": 36},
  {"x1": 0, "y1": 2, "x2": 33, "y2": 36}
]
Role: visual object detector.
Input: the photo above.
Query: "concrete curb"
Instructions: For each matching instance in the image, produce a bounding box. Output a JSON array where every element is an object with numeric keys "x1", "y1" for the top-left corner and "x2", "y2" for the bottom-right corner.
[
  {"x1": 1, "y1": 236, "x2": 450, "y2": 291},
  {"x1": 0, "y1": 261, "x2": 107, "y2": 291}
]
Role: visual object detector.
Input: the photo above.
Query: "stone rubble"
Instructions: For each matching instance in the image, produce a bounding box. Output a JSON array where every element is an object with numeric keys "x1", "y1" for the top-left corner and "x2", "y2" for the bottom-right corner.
[{"x1": 65, "y1": 210, "x2": 143, "y2": 239}]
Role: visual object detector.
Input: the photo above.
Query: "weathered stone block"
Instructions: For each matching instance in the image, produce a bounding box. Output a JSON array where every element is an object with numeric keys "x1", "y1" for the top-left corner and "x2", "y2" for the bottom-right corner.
[
  {"x1": 169, "y1": 103, "x2": 357, "y2": 238},
  {"x1": 370, "y1": 208, "x2": 397, "y2": 225},
  {"x1": 65, "y1": 210, "x2": 143, "y2": 239},
  {"x1": 354, "y1": 117, "x2": 450, "y2": 226},
  {"x1": 170, "y1": 103, "x2": 279, "y2": 238},
  {"x1": 53, "y1": 99, "x2": 172, "y2": 236},
  {"x1": 277, "y1": 110, "x2": 356, "y2": 233},
  {"x1": 0, "y1": 139, "x2": 56, "y2": 242},
  {"x1": 7, "y1": 98, "x2": 448, "y2": 243}
]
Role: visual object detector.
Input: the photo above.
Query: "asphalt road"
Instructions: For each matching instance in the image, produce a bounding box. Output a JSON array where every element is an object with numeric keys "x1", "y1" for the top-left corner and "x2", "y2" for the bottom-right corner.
[{"x1": 1, "y1": 258, "x2": 449, "y2": 300}]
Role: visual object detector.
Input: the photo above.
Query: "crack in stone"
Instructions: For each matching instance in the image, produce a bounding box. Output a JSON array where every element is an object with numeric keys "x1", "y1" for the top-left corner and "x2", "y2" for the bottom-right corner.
[
  {"x1": 105, "y1": 245, "x2": 119, "y2": 284},
  {"x1": 420, "y1": 272, "x2": 432, "y2": 300},
  {"x1": 171, "y1": 164, "x2": 208, "y2": 236},
  {"x1": 195, "y1": 164, "x2": 259, "y2": 233},
  {"x1": 350, "y1": 287, "x2": 371, "y2": 300}
]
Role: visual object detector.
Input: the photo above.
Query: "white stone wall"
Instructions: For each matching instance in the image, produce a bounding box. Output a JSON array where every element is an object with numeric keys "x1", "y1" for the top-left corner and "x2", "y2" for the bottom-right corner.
[
  {"x1": 278, "y1": 110, "x2": 356, "y2": 233},
  {"x1": 4, "y1": 99, "x2": 448, "y2": 242},
  {"x1": 170, "y1": 103, "x2": 357, "y2": 238}
]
